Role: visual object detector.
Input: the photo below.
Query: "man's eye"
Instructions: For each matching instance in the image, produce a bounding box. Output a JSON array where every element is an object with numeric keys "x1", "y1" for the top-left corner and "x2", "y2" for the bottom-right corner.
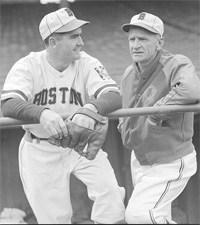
[
  {"x1": 140, "y1": 38, "x2": 147, "y2": 41},
  {"x1": 70, "y1": 35, "x2": 79, "y2": 39}
]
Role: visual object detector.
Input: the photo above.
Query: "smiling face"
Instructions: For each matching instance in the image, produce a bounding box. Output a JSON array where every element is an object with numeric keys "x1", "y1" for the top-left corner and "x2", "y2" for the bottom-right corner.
[
  {"x1": 47, "y1": 27, "x2": 84, "y2": 64},
  {"x1": 128, "y1": 26, "x2": 164, "y2": 69},
  {"x1": 55, "y1": 27, "x2": 84, "y2": 62},
  {"x1": 45, "y1": 27, "x2": 85, "y2": 72}
]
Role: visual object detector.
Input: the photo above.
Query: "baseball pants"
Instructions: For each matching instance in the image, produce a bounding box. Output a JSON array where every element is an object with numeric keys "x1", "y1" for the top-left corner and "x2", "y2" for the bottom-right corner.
[
  {"x1": 18, "y1": 135, "x2": 125, "y2": 224},
  {"x1": 125, "y1": 150, "x2": 197, "y2": 224}
]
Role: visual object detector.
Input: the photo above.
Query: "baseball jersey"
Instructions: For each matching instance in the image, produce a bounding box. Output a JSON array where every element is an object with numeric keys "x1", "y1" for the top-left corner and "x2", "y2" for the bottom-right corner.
[{"x1": 1, "y1": 50, "x2": 119, "y2": 138}]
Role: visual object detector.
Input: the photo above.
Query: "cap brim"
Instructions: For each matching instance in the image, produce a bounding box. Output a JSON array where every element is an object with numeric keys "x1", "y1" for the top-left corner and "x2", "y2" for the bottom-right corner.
[
  {"x1": 122, "y1": 23, "x2": 158, "y2": 34},
  {"x1": 55, "y1": 19, "x2": 90, "y2": 33}
]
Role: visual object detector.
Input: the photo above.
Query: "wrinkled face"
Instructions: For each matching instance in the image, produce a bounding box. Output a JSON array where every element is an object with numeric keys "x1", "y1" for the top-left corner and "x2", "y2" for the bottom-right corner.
[
  {"x1": 128, "y1": 26, "x2": 164, "y2": 67},
  {"x1": 51, "y1": 27, "x2": 84, "y2": 62}
]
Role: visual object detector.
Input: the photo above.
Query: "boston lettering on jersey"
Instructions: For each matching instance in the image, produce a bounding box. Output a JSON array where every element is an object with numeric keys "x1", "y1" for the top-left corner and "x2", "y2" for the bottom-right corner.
[{"x1": 33, "y1": 87, "x2": 83, "y2": 106}]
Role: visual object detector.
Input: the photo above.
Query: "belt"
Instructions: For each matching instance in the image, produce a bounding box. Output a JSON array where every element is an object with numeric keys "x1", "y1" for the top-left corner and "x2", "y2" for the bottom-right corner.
[{"x1": 30, "y1": 133, "x2": 48, "y2": 143}]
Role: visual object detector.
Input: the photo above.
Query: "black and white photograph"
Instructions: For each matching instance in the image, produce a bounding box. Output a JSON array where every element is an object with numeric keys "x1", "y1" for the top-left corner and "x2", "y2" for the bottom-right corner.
[{"x1": 0, "y1": 0, "x2": 199, "y2": 224}]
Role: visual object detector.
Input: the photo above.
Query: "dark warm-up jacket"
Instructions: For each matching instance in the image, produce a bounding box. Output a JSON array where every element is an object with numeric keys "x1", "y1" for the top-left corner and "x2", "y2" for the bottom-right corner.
[{"x1": 120, "y1": 49, "x2": 200, "y2": 165}]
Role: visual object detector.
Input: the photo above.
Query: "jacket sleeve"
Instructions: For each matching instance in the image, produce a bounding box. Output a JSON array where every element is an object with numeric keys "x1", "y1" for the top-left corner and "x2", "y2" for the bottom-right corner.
[
  {"x1": 150, "y1": 55, "x2": 200, "y2": 122},
  {"x1": 161, "y1": 56, "x2": 200, "y2": 105}
]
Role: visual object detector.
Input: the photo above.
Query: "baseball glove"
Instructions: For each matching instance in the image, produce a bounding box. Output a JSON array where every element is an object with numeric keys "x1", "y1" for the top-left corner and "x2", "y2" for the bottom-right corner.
[{"x1": 48, "y1": 108, "x2": 108, "y2": 160}]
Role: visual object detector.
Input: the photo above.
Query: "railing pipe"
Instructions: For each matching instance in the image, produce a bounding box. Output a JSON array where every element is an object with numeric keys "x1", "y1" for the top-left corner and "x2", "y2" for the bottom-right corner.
[{"x1": 0, "y1": 104, "x2": 200, "y2": 129}]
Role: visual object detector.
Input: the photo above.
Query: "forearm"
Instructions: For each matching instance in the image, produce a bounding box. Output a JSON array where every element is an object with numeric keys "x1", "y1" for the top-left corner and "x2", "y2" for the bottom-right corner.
[
  {"x1": 157, "y1": 83, "x2": 200, "y2": 107},
  {"x1": 1, "y1": 98, "x2": 47, "y2": 122},
  {"x1": 88, "y1": 91, "x2": 122, "y2": 116},
  {"x1": 150, "y1": 76, "x2": 200, "y2": 122},
  {"x1": 72, "y1": 91, "x2": 122, "y2": 129}
]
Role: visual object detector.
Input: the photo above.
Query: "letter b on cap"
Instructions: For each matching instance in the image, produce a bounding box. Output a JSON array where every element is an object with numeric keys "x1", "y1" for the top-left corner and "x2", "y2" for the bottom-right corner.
[
  {"x1": 138, "y1": 12, "x2": 146, "y2": 20},
  {"x1": 64, "y1": 8, "x2": 74, "y2": 17}
]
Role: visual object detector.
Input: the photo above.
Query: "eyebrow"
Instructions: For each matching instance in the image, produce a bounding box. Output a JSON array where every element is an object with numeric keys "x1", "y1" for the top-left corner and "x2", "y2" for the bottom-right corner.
[
  {"x1": 69, "y1": 32, "x2": 82, "y2": 38},
  {"x1": 129, "y1": 35, "x2": 148, "y2": 39}
]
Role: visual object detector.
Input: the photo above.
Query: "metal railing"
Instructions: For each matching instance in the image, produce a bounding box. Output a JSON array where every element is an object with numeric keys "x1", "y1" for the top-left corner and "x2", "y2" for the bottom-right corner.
[{"x1": 0, "y1": 103, "x2": 200, "y2": 129}]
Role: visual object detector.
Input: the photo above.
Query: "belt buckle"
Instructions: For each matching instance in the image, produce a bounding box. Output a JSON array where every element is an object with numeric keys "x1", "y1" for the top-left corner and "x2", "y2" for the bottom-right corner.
[
  {"x1": 30, "y1": 133, "x2": 42, "y2": 143},
  {"x1": 34, "y1": 137, "x2": 41, "y2": 144}
]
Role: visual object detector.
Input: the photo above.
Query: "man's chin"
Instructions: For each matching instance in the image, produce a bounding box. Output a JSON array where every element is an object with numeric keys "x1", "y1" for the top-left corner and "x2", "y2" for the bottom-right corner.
[
  {"x1": 73, "y1": 53, "x2": 81, "y2": 61},
  {"x1": 132, "y1": 58, "x2": 143, "y2": 63},
  {"x1": 132, "y1": 55, "x2": 144, "y2": 62}
]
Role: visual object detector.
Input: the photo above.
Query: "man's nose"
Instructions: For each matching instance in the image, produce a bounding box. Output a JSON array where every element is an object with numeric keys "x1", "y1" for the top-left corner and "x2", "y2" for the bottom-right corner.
[
  {"x1": 132, "y1": 39, "x2": 141, "y2": 49},
  {"x1": 77, "y1": 36, "x2": 84, "y2": 46}
]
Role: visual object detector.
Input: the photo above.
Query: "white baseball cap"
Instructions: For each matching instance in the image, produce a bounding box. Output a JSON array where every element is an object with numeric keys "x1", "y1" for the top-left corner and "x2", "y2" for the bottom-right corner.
[
  {"x1": 122, "y1": 12, "x2": 164, "y2": 37},
  {"x1": 39, "y1": 7, "x2": 90, "y2": 40}
]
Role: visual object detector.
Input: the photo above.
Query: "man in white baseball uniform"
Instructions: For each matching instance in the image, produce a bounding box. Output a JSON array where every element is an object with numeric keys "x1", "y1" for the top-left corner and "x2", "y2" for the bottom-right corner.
[{"x1": 1, "y1": 8, "x2": 125, "y2": 224}]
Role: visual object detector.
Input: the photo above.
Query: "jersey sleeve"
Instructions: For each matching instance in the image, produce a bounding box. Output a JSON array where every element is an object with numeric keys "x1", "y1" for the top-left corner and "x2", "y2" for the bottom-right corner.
[
  {"x1": 82, "y1": 55, "x2": 120, "y2": 100},
  {"x1": 1, "y1": 57, "x2": 34, "y2": 102}
]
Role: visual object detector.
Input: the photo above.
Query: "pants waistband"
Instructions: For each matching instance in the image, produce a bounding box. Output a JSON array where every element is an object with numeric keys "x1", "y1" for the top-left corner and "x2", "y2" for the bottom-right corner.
[
  {"x1": 30, "y1": 133, "x2": 48, "y2": 141},
  {"x1": 24, "y1": 131, "x2": 48, "y2": 143}
]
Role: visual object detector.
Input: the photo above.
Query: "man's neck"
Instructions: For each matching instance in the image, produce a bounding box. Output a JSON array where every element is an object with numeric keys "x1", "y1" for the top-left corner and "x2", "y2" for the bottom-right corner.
[
  {"x1": 46, "y1": 51, "x2": 70, "y2": 72},
  {"x1": 137, "y1": 51, "x2": 160, "y2": 74}
]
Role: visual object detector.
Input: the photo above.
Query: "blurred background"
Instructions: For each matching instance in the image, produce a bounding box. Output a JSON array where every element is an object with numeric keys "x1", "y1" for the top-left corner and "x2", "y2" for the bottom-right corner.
[
  {"x1": 0, "y1": 0, "x2": 199, "y2": 90},
  {"x1": 0, "y1": 0, "x2": 199, "y2": 224}
]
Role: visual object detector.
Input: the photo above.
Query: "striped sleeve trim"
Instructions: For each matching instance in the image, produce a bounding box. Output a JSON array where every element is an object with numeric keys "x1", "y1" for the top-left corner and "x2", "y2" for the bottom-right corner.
[
  {"x1": 1, "y1": 90, "x2": 28, "y2": 101},
  {"x1": 94, "y1": 84, "x2": 119, "y2": 99}
]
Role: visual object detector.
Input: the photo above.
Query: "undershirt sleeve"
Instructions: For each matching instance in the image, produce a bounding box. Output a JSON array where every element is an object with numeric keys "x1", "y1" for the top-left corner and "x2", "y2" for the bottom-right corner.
[
  {"x1": 88, "y1": 91, "x2": 122, "y2": 116},
  {"x1": 1, "y1": 98, "x2": 48, "y2": 123}
]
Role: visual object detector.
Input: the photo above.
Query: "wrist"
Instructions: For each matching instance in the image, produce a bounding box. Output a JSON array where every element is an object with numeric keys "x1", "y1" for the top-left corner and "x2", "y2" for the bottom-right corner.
[
  {"x1": 39, "y1": 108, "x2": 50, "y2": 122},
  {"x1": 83, "y1": 104, "x2": 98, "y2": 113}
]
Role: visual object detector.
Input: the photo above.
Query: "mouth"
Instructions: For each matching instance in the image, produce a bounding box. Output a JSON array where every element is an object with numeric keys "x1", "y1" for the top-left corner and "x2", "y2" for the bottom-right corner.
[
  {"x1": 73, "y1": 49, "x2": 80, "y2": 53},
  {"x1": 73, "y1": 47, "x2": 82, "y2": 52},
  {"x1": 132, "y1": 52, "x2": 143, "y2": 55}
]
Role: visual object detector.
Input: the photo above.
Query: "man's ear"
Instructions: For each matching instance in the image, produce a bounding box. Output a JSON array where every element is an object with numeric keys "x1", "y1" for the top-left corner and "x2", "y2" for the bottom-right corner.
[
  {"x1": 156, "y1": 36, "x2": 164, "y2": 50},
  {"x1": 49, "y1": 36, "x2": 57, "y2": 47}
]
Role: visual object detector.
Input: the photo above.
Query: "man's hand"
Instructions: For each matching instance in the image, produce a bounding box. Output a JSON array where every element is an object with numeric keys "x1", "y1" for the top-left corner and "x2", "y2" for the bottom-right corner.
[
  {"x1": 148, "y1": 100, "x2": 180, "y2": 127},
  {"x1": 48, "y1": 105, "x2": 108, "y2": 160},
  {"x1": 40, "y1": 109, "x2": 68, "y2": 139}
]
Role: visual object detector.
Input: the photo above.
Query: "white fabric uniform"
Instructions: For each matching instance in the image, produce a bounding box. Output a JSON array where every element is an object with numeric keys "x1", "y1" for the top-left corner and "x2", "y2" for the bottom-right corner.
[
  {"x1": 125, "y1": 150, "x2": 197, "y2": 224},
  {"x1": 1, "y1": 50, "x2": 125, "y2": 224},
  {"x1": 1, "y1": 50, "x2": 120, "y2": 138}
]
